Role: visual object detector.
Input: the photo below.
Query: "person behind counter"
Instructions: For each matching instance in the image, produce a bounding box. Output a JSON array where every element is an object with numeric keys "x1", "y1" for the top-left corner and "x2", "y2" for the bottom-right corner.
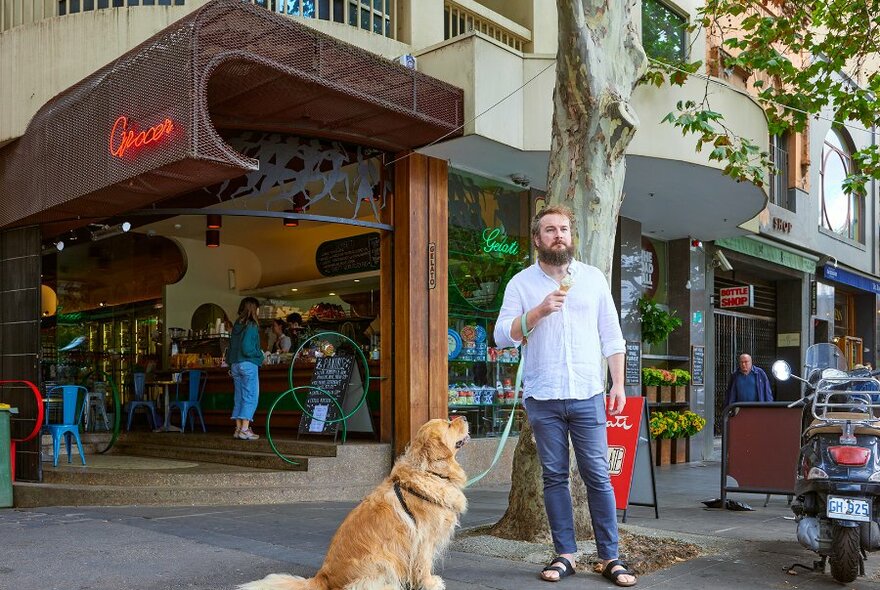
[
  {"x1": 229, "y1": 296, "x2": 263, "y2": 441},
  {"x1": 286, "y1": 312, "x2": 304, "y2": 352},
  {"x1": 271, "y1": 319, "x2": 291, "y2": 353}
]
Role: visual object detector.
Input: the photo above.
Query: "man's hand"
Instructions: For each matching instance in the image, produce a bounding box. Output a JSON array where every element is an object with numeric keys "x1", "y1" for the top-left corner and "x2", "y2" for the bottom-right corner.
[
  {"x1": 606, "y1": 383, "x2": 627, "y2": 415},
  {"x1": 537, "y1": 289, "x2": 567, "y2": 318}
]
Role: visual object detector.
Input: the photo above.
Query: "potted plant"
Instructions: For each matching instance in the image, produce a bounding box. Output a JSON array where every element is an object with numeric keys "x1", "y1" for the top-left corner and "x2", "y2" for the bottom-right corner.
[
  {"x1": 672, "y1": 368, "x2": 691, "y2": 403},
  {"x1": 649, "y1": 410, "x2": 676, "y2": 465},
  {"x1": 638, "y1": 297, "x2": 682, "y2": 345},
  {"x1": 671, "y1": 410, "x2": 706, "y2": 463}
]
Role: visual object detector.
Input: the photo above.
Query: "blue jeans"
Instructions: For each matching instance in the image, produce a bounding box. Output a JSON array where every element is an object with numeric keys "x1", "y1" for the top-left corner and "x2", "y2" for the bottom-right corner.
[
  {"x1": 523, "y1": 395, "x2": 618, "y2": 559},
  {"x1": 231, "y1": 362, "x2": 260, "y2": 421}
]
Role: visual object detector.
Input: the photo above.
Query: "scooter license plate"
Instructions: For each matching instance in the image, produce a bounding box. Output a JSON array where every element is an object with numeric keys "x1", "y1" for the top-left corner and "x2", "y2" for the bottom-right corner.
[{"x1": 827, "y1": 496, "x2": 871, "y2": 522}]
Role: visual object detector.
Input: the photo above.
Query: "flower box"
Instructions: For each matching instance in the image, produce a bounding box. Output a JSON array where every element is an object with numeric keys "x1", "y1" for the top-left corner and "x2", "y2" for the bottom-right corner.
[
  {"x1": 643, "y1": 385, "x2": 660, "y2": 404},
  {"x1": 674, "y1": 385, "x2": 688, "y2": 403},
  {"x1": 673, "y1": 437, "x2": 688, "y2": 463},
  {"x1": 656, "y1": 438, "x2": 672, "y2": 466},
  {"x1": 660, "y1": 385, "x2": 673, "y2": 403}
]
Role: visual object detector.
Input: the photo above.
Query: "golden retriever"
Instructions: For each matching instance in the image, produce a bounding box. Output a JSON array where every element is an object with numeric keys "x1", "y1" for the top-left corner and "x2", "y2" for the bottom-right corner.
[{"x1": 238, "y1": 417, "x2": 470, "y2": 590}]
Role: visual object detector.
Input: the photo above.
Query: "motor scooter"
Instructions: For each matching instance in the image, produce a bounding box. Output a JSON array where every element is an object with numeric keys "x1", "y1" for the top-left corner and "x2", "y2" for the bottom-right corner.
[{"x1": 771, "y1": 343, "x2": 880, "y2": 583}]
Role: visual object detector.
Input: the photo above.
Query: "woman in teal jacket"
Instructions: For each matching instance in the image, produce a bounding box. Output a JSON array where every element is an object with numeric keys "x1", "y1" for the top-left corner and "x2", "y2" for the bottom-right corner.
[{"x1": 228, "y1": 297, "x2": 263, "y2": 440}]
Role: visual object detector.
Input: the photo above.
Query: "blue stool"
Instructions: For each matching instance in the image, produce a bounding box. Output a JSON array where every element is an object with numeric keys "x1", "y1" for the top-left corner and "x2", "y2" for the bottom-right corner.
[
  {"x1": 45, "y1": 385, "x2": 87, "y2": 467},
  {"x1": 170, "y1": 370, "x2": 207, "y2": 432},
  {"x1": 126, "y1": 372, "x2": 159, "y2": 430}
]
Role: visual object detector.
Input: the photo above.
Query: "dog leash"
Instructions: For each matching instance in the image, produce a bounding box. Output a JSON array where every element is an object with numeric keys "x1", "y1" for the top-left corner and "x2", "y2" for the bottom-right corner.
[{"x1": 465, "y1": 314, "x2": 530, "y2": 488}]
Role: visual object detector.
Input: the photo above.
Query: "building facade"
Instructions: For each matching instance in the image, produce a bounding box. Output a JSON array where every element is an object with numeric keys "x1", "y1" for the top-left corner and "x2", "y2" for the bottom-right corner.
[{"x1": 11, "y1": 0, "x2": 867, "y2": 487}]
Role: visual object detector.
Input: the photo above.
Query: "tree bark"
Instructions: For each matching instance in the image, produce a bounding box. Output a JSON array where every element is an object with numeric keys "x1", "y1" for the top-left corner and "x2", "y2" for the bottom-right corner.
[{"x1": 490, "y1": 0, "x2": 646, "y2": 543}]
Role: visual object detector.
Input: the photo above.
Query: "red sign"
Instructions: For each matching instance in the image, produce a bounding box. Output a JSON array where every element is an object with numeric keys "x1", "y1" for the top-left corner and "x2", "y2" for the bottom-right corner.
[
  {"x1": 109, "y1": 115, "x2": 174, "y2": 158},
  {"x1": 719, "y1": 285, "x2": 754, "y2": 308},
  {"x1": 606, "y1": 396, "x2": 644, "y2": 510}
]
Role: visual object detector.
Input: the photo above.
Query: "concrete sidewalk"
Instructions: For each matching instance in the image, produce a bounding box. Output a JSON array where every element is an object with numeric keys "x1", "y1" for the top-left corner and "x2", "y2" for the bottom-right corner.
[{"x1": 1, "y1": 460, "x2": 878, "y2": 589}]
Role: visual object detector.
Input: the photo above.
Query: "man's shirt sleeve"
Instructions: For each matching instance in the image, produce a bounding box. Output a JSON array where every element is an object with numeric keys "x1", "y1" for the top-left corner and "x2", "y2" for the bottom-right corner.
[
  {"x1": 597, "y1": 271, "x2": 626, "y2": 358},
  {"x1": 494, "y1": 278, "x2": 523, "y2": 349}
]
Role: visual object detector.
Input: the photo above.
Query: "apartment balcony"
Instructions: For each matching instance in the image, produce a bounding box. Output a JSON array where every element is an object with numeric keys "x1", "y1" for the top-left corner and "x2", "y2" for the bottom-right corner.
[{"x1": 418, "y1": 32, "x2": 770, "y2": 241}]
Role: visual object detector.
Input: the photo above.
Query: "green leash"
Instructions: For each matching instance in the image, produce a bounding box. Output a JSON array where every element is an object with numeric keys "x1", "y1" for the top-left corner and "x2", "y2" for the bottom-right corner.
[{"x1": 465, "y1": 314, "x2": 531, "y2": 487}]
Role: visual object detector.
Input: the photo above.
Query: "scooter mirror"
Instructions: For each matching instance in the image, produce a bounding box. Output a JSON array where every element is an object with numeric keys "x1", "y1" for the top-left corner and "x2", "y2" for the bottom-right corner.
[{"x1": 771, "y1": 360, "x2": 792, "y2": 382}]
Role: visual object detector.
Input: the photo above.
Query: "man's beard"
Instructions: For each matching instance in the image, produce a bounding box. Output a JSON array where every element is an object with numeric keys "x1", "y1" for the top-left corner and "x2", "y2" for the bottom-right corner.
[{"x1": 537, "y1": 242, "x2": 574, "y2": 266}]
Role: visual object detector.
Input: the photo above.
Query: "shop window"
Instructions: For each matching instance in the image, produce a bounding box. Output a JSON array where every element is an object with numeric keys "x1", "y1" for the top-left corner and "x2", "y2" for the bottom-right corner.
[
  {"x1": 821, "y1": 128, "x2": 863, "y2": 242},
  {"x1": 640, "y1": 236, "x2": 670, "y2": 357},
  {"x1": 769, "y1": 132, "x2": 793, "y2": 211},
  {"x1": 642, "y1": 0, "x2": 688, "y2": 65},
  {"x1": 447, "y1": 169, "x2": 532, "y2": 438}
]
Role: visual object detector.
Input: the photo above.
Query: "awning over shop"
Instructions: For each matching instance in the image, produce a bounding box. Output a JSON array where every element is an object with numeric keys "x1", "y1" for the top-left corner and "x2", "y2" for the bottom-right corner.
[
  {"x1": 823, "y1": 264, "x2": 880, "y2": 295},
  {"x1": 716, "y1": 236, "x2": 818, "y2": 274},
  {"x1": 0, "y1": 0, "x2": 463, "y2": 235}
]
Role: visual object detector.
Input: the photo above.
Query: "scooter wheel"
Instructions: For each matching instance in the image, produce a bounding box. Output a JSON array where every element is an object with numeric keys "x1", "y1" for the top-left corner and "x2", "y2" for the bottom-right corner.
[{"x1": 829, "y1": 525, "x2": 861, "y2": 583}]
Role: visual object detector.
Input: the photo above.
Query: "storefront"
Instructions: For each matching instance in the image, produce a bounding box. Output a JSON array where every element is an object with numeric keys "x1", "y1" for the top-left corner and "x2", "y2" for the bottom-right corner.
[
  {"x1": 0, "y1": 0, "x2": 463, "y2": 480},
  {"x1": 445, "y1": 169, "x2": 536, "y2": 438},
  {"x1": 820, "y1": 264, "x2": 880, "y2": 369}
]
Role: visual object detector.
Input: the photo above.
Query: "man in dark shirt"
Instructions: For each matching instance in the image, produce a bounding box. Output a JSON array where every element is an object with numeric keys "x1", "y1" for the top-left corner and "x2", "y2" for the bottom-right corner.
[{"x1": 725, "y1": 353, "x2": 774, "y2": 406}]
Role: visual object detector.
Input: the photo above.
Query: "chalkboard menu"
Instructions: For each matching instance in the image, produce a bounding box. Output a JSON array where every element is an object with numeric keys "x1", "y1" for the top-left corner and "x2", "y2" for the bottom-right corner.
[
  {"x1": 625, "y1": 341, "x2": 641, "y2": 386},
  {"x1": 316, "y1": 232, "x2": 380, "y2": 277},
  {"x1": 691, "y1": 345, "x2": 705, "y2": 386},
  {"x1": 299, "y1": 355, "x2": 355, "y2": 436}
]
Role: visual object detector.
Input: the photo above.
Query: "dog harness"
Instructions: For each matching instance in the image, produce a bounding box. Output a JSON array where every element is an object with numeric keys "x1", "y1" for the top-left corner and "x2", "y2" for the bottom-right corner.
[{"x1": 393, "y1": 481, "x2": 447, "y2": 524}]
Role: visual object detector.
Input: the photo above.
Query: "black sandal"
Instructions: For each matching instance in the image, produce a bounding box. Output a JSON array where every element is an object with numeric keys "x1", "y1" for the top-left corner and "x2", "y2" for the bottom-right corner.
[
  {"x1": 540, "y1": 556, "x2": 576, "y2": 582},
  {"x1": 601, "y1": 559, "x2": 637, "y2": 587}
]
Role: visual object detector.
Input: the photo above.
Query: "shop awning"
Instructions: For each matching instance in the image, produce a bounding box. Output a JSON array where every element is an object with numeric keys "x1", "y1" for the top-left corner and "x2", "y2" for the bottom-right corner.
[
  {"x1": 823, "y1": 264, "x2": 880, "y2": 295},
  {"x1": 0, "y1": 0, "x2": 463, "y2": 235}
]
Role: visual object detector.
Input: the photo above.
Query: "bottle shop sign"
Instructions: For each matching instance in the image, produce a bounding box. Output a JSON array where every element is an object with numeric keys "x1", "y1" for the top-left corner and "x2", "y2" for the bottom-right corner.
[{"x1": 719, "y1": 285, "x2": 754, "y2": 308}]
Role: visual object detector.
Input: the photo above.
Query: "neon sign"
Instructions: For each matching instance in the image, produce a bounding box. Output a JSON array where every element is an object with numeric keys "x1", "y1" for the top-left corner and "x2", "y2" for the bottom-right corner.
[
  {"x1": 109, "y1": 115, "x2": 174, "y2": 158},
  {"x1": 481, "y1": 227, "x2": 519, "y2": 256}
]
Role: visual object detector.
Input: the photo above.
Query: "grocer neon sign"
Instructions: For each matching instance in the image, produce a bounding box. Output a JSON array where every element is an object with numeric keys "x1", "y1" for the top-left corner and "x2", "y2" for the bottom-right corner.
[
  {"x1": 481, "y1": 227, "x2": 519, "y2": 256},
  {"x1": 109, "y1": 115, "x2": 175, "y2": 158}
]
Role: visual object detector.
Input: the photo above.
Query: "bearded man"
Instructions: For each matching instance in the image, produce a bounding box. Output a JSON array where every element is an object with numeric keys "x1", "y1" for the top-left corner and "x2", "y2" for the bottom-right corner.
[{"x1": 493, "y1": 205, "x2": 636, "y2": 587}]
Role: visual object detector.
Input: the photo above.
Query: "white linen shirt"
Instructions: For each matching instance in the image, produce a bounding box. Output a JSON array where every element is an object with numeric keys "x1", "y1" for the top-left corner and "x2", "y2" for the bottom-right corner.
[{"x1": 493, "y1": 260, "x2": 626, "y2": 400}]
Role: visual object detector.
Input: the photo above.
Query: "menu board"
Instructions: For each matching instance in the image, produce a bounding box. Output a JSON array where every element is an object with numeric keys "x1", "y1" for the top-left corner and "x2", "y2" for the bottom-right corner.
[
  {"x1": 315, "y1": 232, "x2": 380, "y2": 277},
  {"x1": 625, "y1": 341, "x2": 641, "y2": 386},
  {"x1": 299, "y1": 355, "x2": 355, "y2": 436},
  {"x1": 691, "y1": 345, "x2": 705, "y2": 386}
]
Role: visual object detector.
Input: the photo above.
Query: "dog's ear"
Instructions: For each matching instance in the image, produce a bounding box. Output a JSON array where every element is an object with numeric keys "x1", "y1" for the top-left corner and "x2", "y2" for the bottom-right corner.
[{"x1": 410, "y1": 424, "x2": 452, "y2": 464}]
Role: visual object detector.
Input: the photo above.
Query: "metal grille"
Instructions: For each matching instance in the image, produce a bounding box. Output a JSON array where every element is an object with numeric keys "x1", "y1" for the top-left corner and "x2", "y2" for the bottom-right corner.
[
  {"x1": 0, "y1": 226, "x2": 42, "y2": 481},
  {"x1": 0, "y1": 0, "x2": 463, "y2": 233},
  {"x1": 713, "y1": 311, "x2": 777, "y2": 435}
]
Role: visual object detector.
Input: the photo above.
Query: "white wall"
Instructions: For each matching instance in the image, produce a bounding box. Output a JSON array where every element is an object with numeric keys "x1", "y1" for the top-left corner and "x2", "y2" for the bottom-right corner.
[{"x1": 163, "y1": 237, "x2": 262, "y2": 332}]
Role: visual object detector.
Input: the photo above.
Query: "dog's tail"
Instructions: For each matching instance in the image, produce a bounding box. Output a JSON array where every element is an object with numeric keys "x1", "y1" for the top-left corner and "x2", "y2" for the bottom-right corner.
[{"x1": 237, "y1": 574, "x2": 321, "y2": 590}]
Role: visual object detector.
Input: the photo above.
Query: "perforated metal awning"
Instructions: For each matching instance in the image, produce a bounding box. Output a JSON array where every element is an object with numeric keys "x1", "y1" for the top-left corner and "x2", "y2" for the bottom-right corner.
[{"x1": 0, "y1": 0, "x2": 463, "y2": 234}]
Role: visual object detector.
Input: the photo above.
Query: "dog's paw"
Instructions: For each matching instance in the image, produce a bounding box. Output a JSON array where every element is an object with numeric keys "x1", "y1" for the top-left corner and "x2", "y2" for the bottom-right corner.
[
  {"x1": 237, "y1": 573, "x2": 305, "y2": 590},
  {"x1": 422, "y1": 575, "x2": 446, "y2": 590}
]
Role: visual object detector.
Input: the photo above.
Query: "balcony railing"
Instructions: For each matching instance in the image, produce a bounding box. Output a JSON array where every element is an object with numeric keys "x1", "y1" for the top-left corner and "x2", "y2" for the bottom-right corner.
[
  {"x1": 1, "y1": 0, "x2": 396, "y2": 38},
  {"x1": 245, "y1": 0, "x2": 398, "y2": 40},
  {"x1": 443, "y1": 0, "x2": 530, "y2": 52}
]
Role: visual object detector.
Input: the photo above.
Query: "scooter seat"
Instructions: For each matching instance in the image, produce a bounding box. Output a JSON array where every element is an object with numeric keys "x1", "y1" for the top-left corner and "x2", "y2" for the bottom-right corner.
[{"x1": 806, "y1": 412, "x2": 880, "y2": 437}]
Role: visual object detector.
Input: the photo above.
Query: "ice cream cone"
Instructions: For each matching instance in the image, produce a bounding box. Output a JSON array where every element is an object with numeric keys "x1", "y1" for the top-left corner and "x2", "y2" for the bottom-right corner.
[{"x1": 560, "y1": 275, "x2": 574, "y2": 293}]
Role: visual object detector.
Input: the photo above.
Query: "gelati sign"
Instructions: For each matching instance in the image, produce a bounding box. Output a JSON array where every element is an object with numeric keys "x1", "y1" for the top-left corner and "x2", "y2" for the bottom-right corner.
[
  {"x1": 719, "y1": 285, "x2": 754, "y2": 308},
  {"x1": 481, "y1": 227, "x2": 519, "y2": 256}
]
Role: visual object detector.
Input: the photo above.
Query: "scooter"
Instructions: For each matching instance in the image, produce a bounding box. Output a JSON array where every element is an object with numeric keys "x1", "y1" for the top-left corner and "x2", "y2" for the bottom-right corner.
[{"x1": 772, "y1": 343, "x2": 880, "y2": 583}]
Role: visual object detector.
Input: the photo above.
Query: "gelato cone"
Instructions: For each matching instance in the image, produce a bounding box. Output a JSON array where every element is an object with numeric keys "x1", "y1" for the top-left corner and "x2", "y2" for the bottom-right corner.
[{"x1": 560, "y1": 275, "x2": 574, "y2": 293}]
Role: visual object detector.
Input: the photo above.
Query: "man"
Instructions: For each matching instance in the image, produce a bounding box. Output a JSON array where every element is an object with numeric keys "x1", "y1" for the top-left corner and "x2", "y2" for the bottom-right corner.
[
  {"x1": 724, "y1": 353, "x2": 774, "y2": 406},
  {"x1": 493, "y1": 205, "x2": 636, "y2": 587},
  {"x1": 286, "y1": 313, "x2": 304, "y2": 352}
]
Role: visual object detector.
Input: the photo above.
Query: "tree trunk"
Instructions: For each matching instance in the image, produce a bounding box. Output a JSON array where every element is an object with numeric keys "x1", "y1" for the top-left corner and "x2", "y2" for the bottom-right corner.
[{"x1": 490, "y1": 0, "x2": 646, "y2": 543}]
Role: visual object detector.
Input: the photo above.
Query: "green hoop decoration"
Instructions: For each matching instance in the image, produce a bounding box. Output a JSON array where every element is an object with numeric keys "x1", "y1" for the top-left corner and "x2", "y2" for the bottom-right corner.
[
  {"x1": 285, "y1": 331, "x2": 372, "y2": 426},
  {"x1": 265, "y1": 385, "x2": 349, "y2": 465},
  {"x1": 79, "y1": 369, "x2": 121, "y2": 454}
]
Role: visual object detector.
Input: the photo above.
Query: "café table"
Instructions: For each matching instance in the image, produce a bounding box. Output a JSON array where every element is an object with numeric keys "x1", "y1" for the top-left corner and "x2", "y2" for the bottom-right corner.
[{"x1": 150, "y1": 379, "x2": 183, "y2": 433}]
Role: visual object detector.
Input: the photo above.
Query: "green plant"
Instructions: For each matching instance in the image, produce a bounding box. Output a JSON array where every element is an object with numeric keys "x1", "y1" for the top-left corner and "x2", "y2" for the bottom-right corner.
[
  {"x1": 642, "y1": 367, "x2": 676, "y2": 386},
  {"x1": 649, "y1": 410, "x2": 706, "y2": 439},
  {"x1": 672, "y1": 369, "x2": 691, "y2": 386},
  {"x1": 638, "y1": 297, "x2": 683, "y2": 345}
]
